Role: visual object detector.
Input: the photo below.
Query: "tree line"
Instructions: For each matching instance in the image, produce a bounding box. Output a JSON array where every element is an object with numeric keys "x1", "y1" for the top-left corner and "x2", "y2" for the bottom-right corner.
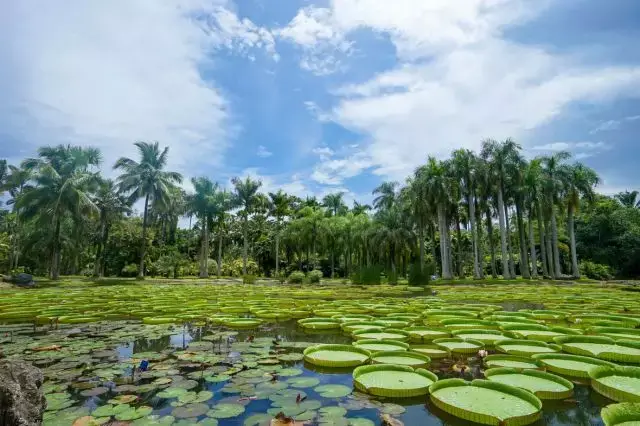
[{"x1": 1, "y1": 139, "x2": 639, "y2": 281}]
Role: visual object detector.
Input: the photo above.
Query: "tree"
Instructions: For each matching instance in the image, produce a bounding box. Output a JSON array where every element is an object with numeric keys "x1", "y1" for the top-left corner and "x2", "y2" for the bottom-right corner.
[
  {"x1": 373, "y1": 181, "x2": 399, "y2": 211},
  {"x1": 114, "y1": 141, "x2": 182, "y2": 278},
  {"x1": 615, "y1": 191, "x2": 640, "y2": 208},
  {"x1": 323, "y1": 192, "x2": 346, "y2": 216},
  {"x1": 352, "y1": 201, "x2": 371, "y2": 216},
  {"x1": 2, "y1": 164, "x2": 33, "y2": 269},
  {"x1": 93, "y1": 179, "x2": 130, "y2": 277},
  {"x1": 416, "y1": 157, "x2": 453, "y2": 279},
  {"x1": 17, "y1": 145, "x2": 101, "y2": 279},
  {"x1": 561, "y1": 162, "x2": 600, "y2": 277},
  {"x1": 371, "y1": 206, "x2": 413, "y2": 280},
  {"x1": 269, "y1": 190, "x2": 292, "y2": 277},
  {"x1": 524, "y1": 159, "x2": 545, "y2": 278},
  {"x1": 232, "y1": 176, "x2": 263, "y2": 275},
  {"x1": 187, "y1": 177, "x2": 218, "y2": 278},
  {"x1": 212, "y1": 189, "x2": 234, "y2": 277}
]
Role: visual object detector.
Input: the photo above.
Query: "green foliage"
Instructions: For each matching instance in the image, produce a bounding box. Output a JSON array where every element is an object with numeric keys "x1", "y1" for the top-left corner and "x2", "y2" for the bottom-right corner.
[
  {"x1": 387, "y1": 270, "x2": 398, "y2": 285},
  {"x1": 221, "y1": 258, "x2": 259, "y2": 277},
  {"x1": 580, "y1": 261, "x2": 613, "y2": 281},
  {"x1": 243, "y1": 274, "x2": 257, "y2": 284},
  {"x1": 308, "y1": 269, "x2": 323, "y2": 284},
  {"x1": 121, "y1": 263, "x2": 138, "y2": 277},
  {"x1": 288, "y1": 271, "x2": 305, "y2": 284},
  {"x1": 350, "y1": 265, "x2": 382, "y2": 285},
  {"x1": 408, "y1": 261, "x2": 435, "y2": 286}
]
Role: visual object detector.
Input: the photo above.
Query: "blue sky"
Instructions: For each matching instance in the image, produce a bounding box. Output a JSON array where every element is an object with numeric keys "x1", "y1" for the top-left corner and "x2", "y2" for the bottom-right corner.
[{"x1": 2, "y1": 0, "x2": 640, "y2": 206}]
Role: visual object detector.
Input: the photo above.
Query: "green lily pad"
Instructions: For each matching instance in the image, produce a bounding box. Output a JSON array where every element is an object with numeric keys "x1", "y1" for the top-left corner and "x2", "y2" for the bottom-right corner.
[
  {"x1": 115, "y1": 406, "x2": 153, "y2": 421},
  {"x1": 172, "y1": 403, "x2": 210, "y2": 419},
  {"x1": 314, "y1": 384, "x2": 352, "y2": 398},
  {"x1": 157, "y1": 387, "x2": 189, "y2": 398},
  {"x1": 243, "y1": 413, "x2": 272, "y2": 426},
  {"x1": 287, "y1": 377, "x2": 321, "y2": 388},
  {"x1": 206, "y1": 403, "x2": 246, "y2": 419}
]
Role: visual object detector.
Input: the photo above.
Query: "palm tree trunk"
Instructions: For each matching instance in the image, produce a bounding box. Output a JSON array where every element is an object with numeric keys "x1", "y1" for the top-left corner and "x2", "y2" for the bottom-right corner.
[
  {"x1": 486, "y1": 209, "x2": 497, "y2": 278},
  {"x1": 100, "y1": 224, "x2": 110, "y2": 277},
  {"x1": 418, "y1": 226, "x2": 425, "y2": 271},
  {"x1": 242, "y1": 216, "x2": 248, "y2": 275},
  {"x1": 544, "y1": 220, "x2": 554, "y2": 277},
  {"x1": 516, "y1": 201, "x2": 530, "y2": 279},
  {"x1": 217, "y1": 230, "x2": 223, "y2": 277},
  {"x1": 430, "y1": 224, "x2": 437, "y2": 274},
  {"x1": 138, "y1": 193, "x2": 150, "y2": 279},
  {"x1": 504, "y1": 204, "x2": 516, "y2": 278},
  {"x1": 550, "y1": 206, "x2": 562, "y2": 278},
  {"x1": 275, "y1": 227, "x2": 280, "y2": 278},
  {"x1": 475, "y1": 201, "x2": 485, "y2": 279},
  {"x1": 537, "y1": 202, "x2": 549, "y2": 278},
  {"x1": 438, "y1": 204, "x2": 453, "y2": 279},
  {"x1": 94, "y1": 215, "x2": 106, "y2": 277},
  {"x1": 455, "y1": 220, "x2": 463, "y2": 278},
  {"x1": 200, "y1": 220, "x2": 209, "y2": 278},
  {"x1": 51, "y1": 216, "x2": 62, "y2": 280},
  {"x1": 568, "y1": 205, "x2": 580, "y2": 278},
  {"x1": 528, "y1": 212, "x2": 538, "y2": 278},
  {"x1": 497, "y1": 188, "x2": 510, "y2": 278},
  {"x1": 331, "y1": 246, "x2": 335, "y2": 278},
  {"x1": 468, "y1": 193, "x2": 481, "y2": 279}
]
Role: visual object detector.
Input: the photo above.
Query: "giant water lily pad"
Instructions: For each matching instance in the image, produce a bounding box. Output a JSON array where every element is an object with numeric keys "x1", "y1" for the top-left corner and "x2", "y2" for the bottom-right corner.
[
  {"x1": 589, "y1": 366, "x2": 640, "y2": 402},
  {"x1": 601, "y1": 402, "x2": 640, "y2": 426},
  {"x1": 304, "y1": 345, "x2": 370, "y2": 367},
  {"x1": 433, "y1": 338, "x2": 484, "y2": 354},
  {"x1": 485, "y1": 368, "x2": 574, "y2": 399},
  {"x1": 484, "y1": 355, "x2": 540, "y2": 370},
  {"x1": 429, "y1": 379, "x2": 542, "y2": 425},
  {"x1": 532, "y1": 353, "x2": 616, "y2": 378},
  {"x1": 370, "y1": 351, "x2": 431, "y2": 368},
  {"x1": 353, "y1": 365, "x2": 437, "y2": 398},
  {"x1": 352, "y1": 339, "x2": 409, "y2": 352},
  {"x1": 495, "y1": 339, "x2": 560, "y2": 356},
  {"x1": 555, "y1": 336, "x2": 640, "y2": 364}
]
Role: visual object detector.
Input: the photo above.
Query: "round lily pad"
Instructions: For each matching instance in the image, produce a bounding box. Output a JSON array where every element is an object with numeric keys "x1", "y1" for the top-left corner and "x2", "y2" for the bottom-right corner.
[
  {"x1": 433, "y1": 338, "x2": 484, "y2": 354},
  {"x1": 371, "y1": 351, "x2": 431, "y2": 368},
  {"x1": 314, "y1": 384, "x2": 353, "y2": 398},
  {"x1": 495, "y1": 339, "x2": 560, "y2": 356},
  {"x1": 601, "y1": 402, "x2": 640, "y2": 426},
  {"x1": 589, "y1": 366, "x2": 640, "y2": 402},
  {"x1": 304, "y1": 345, "x2": 370, "y2": 368},
  {"x1": 287, "y1": 377, "x2": 321, "y2": 388},
  {"x1": 484, "y1": 355, "x2": 540, "y2": 370},
  {"x1": 206, "y1": 403, "x2": 246, "y2": 419},
  {"x1": 429, "y1": 379, "x2": 542, "y2": 425},
  {"x1": 353, "y1": 364, "x2": 438, "y2": 398},
  {"x1": 555, "y1": 336, "x2": 640, "y2": 364},
  {"x1": 172, "y1": 403, "x2": 210, "y2": 419},
  {"x1": 352, "y1": 339, "x2": 410, "y2": 352},
  {"x1": 485, "y1": 368, "x2": 574, "y2": 399},
  {"x1": 115, "y1": 406, "x2": 153, "y2": 421},
  {"x1": 532, "y1": 353, "x2": 616, "y2": 378}
]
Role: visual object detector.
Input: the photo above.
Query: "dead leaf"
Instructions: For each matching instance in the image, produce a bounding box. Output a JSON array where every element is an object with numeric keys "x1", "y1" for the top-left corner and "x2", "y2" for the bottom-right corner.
[{"x1": 380, "y1": 413, "x2": 404, "y2": 426}]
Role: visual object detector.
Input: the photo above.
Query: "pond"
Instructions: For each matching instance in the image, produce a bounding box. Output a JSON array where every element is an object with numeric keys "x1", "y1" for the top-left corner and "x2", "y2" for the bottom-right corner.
[{"x1": 1, "y1": 282, "x2": 639, "y2": 425}]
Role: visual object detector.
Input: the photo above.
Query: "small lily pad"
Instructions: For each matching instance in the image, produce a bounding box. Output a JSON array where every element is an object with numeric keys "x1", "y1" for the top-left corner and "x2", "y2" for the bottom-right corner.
[
  {"x1": 172, "y1": 403, "x2": 210, "y2": 419},
  {"x1": 206, "y1": 403, "x2": 246, "y2": 419},
  {"x1": 287, "y1": 377, "x2": 321, "y2": 388},
  {"x1": 314, "y1": 384, "x2": 352, "y2": 398}
]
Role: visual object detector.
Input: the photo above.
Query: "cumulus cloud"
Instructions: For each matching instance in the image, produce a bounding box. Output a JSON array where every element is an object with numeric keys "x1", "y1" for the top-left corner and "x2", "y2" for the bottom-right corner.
[
  {"x1": 256, "y1": 145, "x2": 273, "y2": 158},
  {"x1": 0, "y1": 0, "x2": 239, "y2": 176}
]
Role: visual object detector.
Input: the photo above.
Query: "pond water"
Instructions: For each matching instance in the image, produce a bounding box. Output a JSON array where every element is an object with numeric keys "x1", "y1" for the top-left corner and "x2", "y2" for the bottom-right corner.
[{"x1": 2, "y1": 282, "x2": 637, "y2": 426}]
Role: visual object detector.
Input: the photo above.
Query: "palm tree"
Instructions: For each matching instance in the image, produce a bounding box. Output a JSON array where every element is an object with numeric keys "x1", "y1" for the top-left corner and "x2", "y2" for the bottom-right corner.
[
  {"x1": 373, "y1": 181, "x2": 399, "y2": 210},
  {"x1": 403, "y1": 176, "x2": 432, "y2": 272},
  {"x1": 232, "y1": 176, "x2": 263, "y2": 275},
  {"x1": 541, "y1": 151, "x2": 571, "y2": 279},
  {"x1": 212, "y1": 189, "x2": 234, "y2": 277},
  {"x1": 481, "y1": 138, "x2": 521, "y2": 279},
  {"x1": 561, "y1": 163, "x2": 600, "y2": 277},
  {"x1": 93, "y1": 179, "x2": 130, "y2": 277},
  {"x1": 508, "y1": 153, "x2": 531, "y2": 279},
  {"x1": 269, "y1": 190, "x2": 292, "y2": 277},
  {"x1": 451, "y1": 149, "x2": 482, "y2": 279},
  {"x1": 187, "y1": 177, "x2": 218, "y2": 278},
  {"x1": 2, "y1": 164, "x2": 33, "y2": 270},
  {"x1": 352, "y1": 201, "x2": 371, "y2": 216},
  {"x1": 323, "y1": 192, "x2": 346, "y2": 216},
  {"x1": 615, "y1": 191, "x2": 640, "y2": 208},
  {"x1": 416, "y1": 157, "x2": 453, "y2": 279},
  {"x1": 18, "y1": 145, "x2": 101, "y2": 279},
  {"x1": 523, "y1": 159, "x2": 545, "y2": 278},
  {"x1": 114, "y1": 141, "x2": 183, "y2": 278},
  {"x1": 371, "y1": 206, "x2": 414, "y2": 280}
]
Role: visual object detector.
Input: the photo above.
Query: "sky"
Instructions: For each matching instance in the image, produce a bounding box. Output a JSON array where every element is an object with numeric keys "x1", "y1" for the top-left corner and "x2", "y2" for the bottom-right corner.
[{"x1": 2, "y1": 0, "x2": 640, "y2": 207}]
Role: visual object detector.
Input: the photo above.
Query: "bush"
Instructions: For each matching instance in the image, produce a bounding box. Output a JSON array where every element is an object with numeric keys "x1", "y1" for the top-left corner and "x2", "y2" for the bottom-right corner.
[
  {"x1": 243, "y1": 274, "x2": 257, "y2": 284},
  {"x1": 408, "y1": 261, "x2": 435, "y2": 286},
  {"x1": 387, "y1": 270, "x2": 398, "y2": 285},
  {"x1": 221, "y1": 258, "x2": 259, "y2": 277},
  {"x1": 121, "y1": 263, "x2": 138, "y2": 277},
  {"x1": 580, "y1": 261, "x2": 613, "y2": 281},
  {"x1": 350, "y1": 265, "x2": 382, "y2": 285},
  {"x1": 288, "y1": 271, "x2": 305, "y2": 284},
  {"x1": 308, "y1": 270, "x2": 323, "y2": 284}
]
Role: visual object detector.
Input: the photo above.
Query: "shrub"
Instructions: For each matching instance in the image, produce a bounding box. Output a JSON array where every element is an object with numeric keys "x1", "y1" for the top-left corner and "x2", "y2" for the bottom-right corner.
[
  {"x1": 308, "y1": 270, "x2": 323, "y2": 284},
  {"x1": 121, "y1": 263, "x2": 138, "y2": 277},
  {"x1": 243, "y1": 274, "x2": 257, "y2": 284},
  {"x1": 350, "y1": 265, "x2": 382, "y2": 285},
  {"x1": 221, "y1": 258, "x2": 259, "y2": 277},
  {"x1": 408, "y1": 261, "x2": 435, "y2": 286},
  {"x1": 277, "y1": 271, "x2": 287, "y2": 284},
  {"x1": 387, "y1": 270, "x2": 398, "y2": 285},
  {"x1": 288, "y1": 271, "x2": 305, "y2": 284},
  {"x1": 580, "y1": 261, "x2": 613, "y2": 281}
]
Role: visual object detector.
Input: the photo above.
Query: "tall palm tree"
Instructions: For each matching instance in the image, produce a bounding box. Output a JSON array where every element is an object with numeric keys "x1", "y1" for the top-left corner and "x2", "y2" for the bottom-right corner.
[
  {"x1": 323, "y1": 192, "x2": 346, "y2": 216},
  {"x1": 403, "y1": 176, "x2": 432, "y2": 272},
  {"x1": 615, "y1": 191, "x2": 640, "y2": 208},
  {"x1": 508, "y1": 153, "x2": 531, "y2": 279},
  {"x1": 416, "y1": 157, "x2": 453, "y2": 279},
  {"x1": 451, "y1": 149, "x2": 482, "y2": 279},
  {"x1": 18, "y1": 145, "x2": 101, "y2": 279},
  {"x1": 371, "y1": 206, "x2": 414, "y2": 279},
  {"x1": 352, "y1": 201, "x2": 371, "y2": 216},
  {"x1": 372, "y1": 181, "x2": 399, "y2": 210},
  {"x1": 114, "y1": 141, "x2": 182, "y2": 278},
  {"x1": 481, "y1": 138, "x2": 521, "y2": 279},
  {"x1": 541, "y1": 151, "x2": 571, "y2": 278},
  {"x1": 561, "y1": 163, "x2": 600, "y2": 277},
  {"x1": 232, "y1": 176, "x2": 263, "y2": 275},
  {"x1": 187, "y1": 177, "x2": 218, "y2": 278},
  {"x1": 523, "y1": 159, "x2": 545, "y2": 278},
  {"x1": 2, "y1": 164, "x2": 33, "y2": 270},
  {"x1": 212, "y1": 189, "x2": 234, "y2": 277},
  {"x1": 269, "y1": 190, "x2": 292, "y2": 277},
  {"x1": 93, "y1": 178, "x2": 130, "y2": 277}
]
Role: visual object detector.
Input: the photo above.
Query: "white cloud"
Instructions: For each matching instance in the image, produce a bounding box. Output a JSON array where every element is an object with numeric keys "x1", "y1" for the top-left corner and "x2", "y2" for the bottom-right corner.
[
  {"x1": 205, "y1": 6, "x2": 279, "y2": 60},
  {"x1": 532, "y1": 142, "x2": 572, "y2": 151},
  {"x1": 530, "y1": 141, "x2": 610, "y2": 160},
  {"x1": 236, "y1": 168, "x2": 310, "y2": 198},
  {"x1": 311, "y1": 152, "x2": 373, "y2": 185},
  {"x1": 276, "y1": 6, "x2": 352, "y2": 75},
  {"x1": 304, "y1": 101, "x2": 332, "y2": 122},
  {"x1": 312, "y1": 146, "x2": 335, "y2": 160},
  {"x1": 256, "y1": 145, "x2": 273, "y2": 158},
  {"x1": 590, "y1": 119, "x2": 621, "y2": 134},
  {"x1": 0, "y1": 0, "x2": 232, "y2": 176}
]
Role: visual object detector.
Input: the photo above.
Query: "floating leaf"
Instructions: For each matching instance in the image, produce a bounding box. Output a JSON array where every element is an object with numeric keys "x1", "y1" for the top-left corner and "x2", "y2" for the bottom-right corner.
[
  {"x1": 206, "y1": 403, "x2": 246, "y2": 419},
  {"x1": 314, "y1": 384, "x2": 352, "y2": 398}
]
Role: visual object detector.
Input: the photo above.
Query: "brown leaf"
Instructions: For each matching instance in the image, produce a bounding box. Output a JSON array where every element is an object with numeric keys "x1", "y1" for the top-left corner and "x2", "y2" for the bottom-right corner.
[
  {"x1": 33, "y1": 345, "x2": 62, "y2": 352},
  {"x1": 380, "y1": 413, "x2": 404, "y2": 426}
]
